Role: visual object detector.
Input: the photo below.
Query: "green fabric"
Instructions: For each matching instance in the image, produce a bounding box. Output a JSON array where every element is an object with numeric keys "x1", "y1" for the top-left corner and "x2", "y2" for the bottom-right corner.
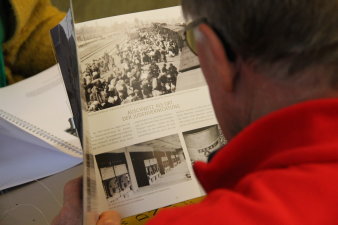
[
  {"x1": 0, "y1": 0, "x2": 8, "y2": 87},
  {"x1": 0, "y1": 17, "x2": 6, "y2": 87}
]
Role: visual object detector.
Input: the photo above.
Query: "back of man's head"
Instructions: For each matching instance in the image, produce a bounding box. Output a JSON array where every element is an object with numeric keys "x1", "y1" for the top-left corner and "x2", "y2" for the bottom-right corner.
[{"x1": 182, "y1": 0, "x2": 338, "y2": 87}]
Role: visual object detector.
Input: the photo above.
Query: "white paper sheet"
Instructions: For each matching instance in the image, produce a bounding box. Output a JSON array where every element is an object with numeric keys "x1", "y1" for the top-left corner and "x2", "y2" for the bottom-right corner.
[{"x1": 0, "y1": 64, "x2": 83, "y2": 190}]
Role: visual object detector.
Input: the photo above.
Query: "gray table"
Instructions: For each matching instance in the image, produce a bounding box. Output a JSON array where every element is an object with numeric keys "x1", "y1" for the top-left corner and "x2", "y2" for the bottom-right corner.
[{"x1": 0, "y1": 164, "x2": 82, "y2": 225}]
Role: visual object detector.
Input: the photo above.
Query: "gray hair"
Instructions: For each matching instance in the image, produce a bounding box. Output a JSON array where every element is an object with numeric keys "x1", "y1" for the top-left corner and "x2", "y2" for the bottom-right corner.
[{"x1": 181, "y1": 0, "x2": 338, "y2": 84}]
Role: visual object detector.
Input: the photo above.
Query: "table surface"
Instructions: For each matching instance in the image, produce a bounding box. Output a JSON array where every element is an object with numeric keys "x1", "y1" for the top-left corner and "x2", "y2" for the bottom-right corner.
[{"x1": 0, "y1": 164, "x2": 82, "y2": 225}]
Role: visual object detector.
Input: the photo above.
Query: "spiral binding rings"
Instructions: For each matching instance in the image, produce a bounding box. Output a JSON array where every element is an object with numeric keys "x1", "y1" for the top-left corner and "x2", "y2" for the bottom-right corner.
[{"x1": 0, "y1": 109, "x2": 82, "y2": 156}]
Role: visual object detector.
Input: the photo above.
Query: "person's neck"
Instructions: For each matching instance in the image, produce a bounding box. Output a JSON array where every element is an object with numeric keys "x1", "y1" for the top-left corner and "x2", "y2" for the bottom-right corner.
[
  {"x1": 239, "y1": 63, "x2": 338, "y2": 132},
  {"x1": 257, "y1": 75, "x2": 337, "y2": 122}
]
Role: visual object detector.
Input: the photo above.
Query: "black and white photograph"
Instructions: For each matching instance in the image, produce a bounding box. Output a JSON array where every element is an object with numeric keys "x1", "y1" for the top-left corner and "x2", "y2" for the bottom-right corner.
[
  {"x1": 50, "y1": 10, "x2": 83, "y2": 140},
  {"x1": 95, "y1": 134, "x2": 191, "y2": 204},
  {"x1": 75, "y1": 7, "x2": 204, "y2": 112},
  {"x1": 183, "y1": 125, "x2": 227, "y2": 162}
]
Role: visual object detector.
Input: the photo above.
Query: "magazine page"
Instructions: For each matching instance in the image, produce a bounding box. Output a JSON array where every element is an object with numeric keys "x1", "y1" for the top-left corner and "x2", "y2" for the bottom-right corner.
[
  {"x1": 50, "y1": 9, "x2": 83, "y2": 143},
  {"x1": 75, "y1": 6, "x2": 226, "y2": 218}
]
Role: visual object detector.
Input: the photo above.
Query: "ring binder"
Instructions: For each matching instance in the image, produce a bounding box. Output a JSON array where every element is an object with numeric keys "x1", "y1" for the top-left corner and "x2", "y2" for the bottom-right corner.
[{"x1": 0, "y1": 109, "x2": 82, "y2": 156}]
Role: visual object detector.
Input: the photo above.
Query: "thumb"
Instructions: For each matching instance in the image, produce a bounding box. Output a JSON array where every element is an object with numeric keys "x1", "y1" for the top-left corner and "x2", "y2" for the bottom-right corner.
[
  {"x1": 97, "y1": 211, "x2": 121, "y2": 225},
  {"x1": 63, "y1": 177, "x2": 82, "y2": 206}
]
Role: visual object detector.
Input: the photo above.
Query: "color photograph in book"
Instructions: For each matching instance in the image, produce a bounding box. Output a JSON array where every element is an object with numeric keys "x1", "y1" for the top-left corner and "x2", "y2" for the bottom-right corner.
[
  {"x1": 75, "y1": 6, "x2": 203, "y2": 113},
  {"x1": 95, "y1": 134, "x2": 191, "y2": 207}
]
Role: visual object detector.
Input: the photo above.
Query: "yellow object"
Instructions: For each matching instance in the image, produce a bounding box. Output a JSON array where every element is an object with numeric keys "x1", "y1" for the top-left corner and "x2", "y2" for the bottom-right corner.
[{"x1": 3, "y1": 0, "x2": 65, "y2": 84}]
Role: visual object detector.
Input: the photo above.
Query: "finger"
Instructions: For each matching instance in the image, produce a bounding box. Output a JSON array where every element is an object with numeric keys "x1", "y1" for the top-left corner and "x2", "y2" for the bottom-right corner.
[
  {"x1": 63, "y1": 177, "x2": 83, "y2": 205},
  {"x1": 97, "y1": 211, "x2": 121, "y2": 225}
]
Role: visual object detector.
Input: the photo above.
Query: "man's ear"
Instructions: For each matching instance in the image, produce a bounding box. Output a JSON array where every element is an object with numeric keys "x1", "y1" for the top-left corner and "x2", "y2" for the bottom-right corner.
[{"x1": 195, "y1": 24, "x2": 237, "y2": 92}]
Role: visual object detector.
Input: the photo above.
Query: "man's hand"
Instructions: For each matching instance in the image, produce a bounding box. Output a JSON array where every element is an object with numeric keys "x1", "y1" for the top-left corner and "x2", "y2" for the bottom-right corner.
[
  {"x1": 52, "y1": 177, "x2": 83, "y2": 225},
  {"x1": 97, "y1": 211, "x2": 121, "y2": 225},
  {"x1": 52, "y1": 177, "x2": 121, "y2": 225}
]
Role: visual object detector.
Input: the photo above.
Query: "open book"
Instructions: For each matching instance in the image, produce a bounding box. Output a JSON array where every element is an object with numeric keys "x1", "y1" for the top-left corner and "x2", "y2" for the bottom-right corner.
[
  {"x1": 51, "y1": 6, "x2": 226, "y2": 223},
  {"x1": 0, "y1": 64, "x2": 82, "y2": 191}
]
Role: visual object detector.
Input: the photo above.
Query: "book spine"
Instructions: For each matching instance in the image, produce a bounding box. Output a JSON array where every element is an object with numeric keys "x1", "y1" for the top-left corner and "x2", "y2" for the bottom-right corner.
[{"x1": 0, "y1": 109, "x2": 82, "y2": 156}]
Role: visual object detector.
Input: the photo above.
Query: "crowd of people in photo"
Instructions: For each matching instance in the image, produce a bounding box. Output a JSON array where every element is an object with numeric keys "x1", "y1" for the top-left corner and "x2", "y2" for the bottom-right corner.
[{"x1": 81, "y1": 24, "x2": 183, "y2": 112}]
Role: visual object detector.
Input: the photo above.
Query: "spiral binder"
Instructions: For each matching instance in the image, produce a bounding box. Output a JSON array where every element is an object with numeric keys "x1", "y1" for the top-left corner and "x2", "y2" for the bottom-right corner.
[{"x1": 0, "y1": 109, "x2": 82, "y2": 157}]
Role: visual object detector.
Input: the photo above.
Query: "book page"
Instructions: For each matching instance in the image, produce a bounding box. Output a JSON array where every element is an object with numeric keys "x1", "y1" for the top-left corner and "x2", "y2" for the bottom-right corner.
[
  {"x1": 50, "y1": 10, "x2": 83, "y2": 142},
  {"x1": 75, "y1": 6, "x2": 226, "y2": 218}
]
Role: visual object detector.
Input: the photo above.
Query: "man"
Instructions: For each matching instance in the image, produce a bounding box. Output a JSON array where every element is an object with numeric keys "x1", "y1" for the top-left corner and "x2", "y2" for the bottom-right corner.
[
  {"x1": 54, "y1": 0, "x2": 338, "y2": 224},
  {"x1": 161, "y1": 63, "x2": 168, "y2": 74}
]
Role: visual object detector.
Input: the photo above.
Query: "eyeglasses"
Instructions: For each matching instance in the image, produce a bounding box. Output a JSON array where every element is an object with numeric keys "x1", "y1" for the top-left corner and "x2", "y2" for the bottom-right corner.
[{"x1": 184, "y1": 18, "x2": 236, "y2": 61}]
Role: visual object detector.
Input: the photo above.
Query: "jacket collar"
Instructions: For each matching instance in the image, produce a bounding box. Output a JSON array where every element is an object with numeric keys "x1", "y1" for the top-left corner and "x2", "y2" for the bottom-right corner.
[{"x1": 194, "y1": 98, "x2": 338, "y2": 193}]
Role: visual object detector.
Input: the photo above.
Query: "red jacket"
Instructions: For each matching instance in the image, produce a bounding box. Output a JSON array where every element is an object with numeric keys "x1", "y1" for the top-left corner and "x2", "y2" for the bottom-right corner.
[{"x1": 147, "y1": 99, "x2": 338, "y2": 225}]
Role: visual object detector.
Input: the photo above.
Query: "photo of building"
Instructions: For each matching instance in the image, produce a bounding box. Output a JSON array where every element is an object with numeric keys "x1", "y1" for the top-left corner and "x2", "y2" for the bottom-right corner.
[
  {"x1": 183, "y1": 125, "x2": 227, "y2": 162},
  {"x1": 95, "y1": 152, "x2": 132, "y2": 202},
  {"x1": 95, "y1": 134, "x2": 191, "y2": 204}
]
